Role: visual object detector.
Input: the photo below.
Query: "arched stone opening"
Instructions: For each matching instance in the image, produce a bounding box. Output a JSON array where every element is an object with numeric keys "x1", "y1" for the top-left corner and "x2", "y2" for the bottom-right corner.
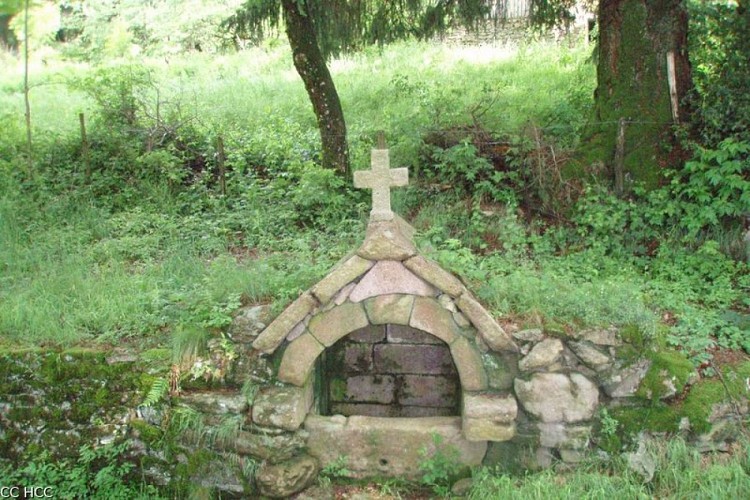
[
  {"x1": 321, "y1": 324, "x2": 461, "y2": 417},
  {"x1": 276, "y1": 298, "x2": 489, "y2": 395}
]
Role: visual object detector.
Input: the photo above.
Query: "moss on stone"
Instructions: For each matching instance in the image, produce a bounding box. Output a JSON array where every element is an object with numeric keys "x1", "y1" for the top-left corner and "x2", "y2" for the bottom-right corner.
[
  {"x1": 131, "y1": 420, "x2": 164, "y2": 446},
  {"x1": 680, "y1": 361, "x2": 750, "y2": 434},
  {"x1": 636, "y1": 350, "x2": 694, "y2": 401},
  {"x1": 329, "y1": 378, "x2": 347, "y2": 401},
  {"x1": 611, "y1": 404, "x2": 682, "y2": 436},
  {"x1": 619, "y1": 324, "x2": 647, "y2": 350}
]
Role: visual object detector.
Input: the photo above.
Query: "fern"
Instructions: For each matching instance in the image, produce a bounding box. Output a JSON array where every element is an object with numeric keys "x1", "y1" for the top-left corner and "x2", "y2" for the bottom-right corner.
[{"x1": 142, "y1": 377, "x2": 169, "y2": 407}]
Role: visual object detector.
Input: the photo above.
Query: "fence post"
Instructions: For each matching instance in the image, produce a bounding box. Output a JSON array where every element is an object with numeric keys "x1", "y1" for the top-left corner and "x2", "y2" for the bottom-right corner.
[
  {"x1": 614, "y1": 118, "x2": 627, "y2": 197},
  {"x1": 217, "y1": 135, "x2": 226, "y2": 196},
  {"x1": 79, "y1": 112, "x2": 90, "y2": 183}
]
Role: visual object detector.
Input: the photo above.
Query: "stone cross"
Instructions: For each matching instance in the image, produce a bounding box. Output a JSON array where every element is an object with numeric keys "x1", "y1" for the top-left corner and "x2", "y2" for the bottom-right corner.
[{"x1": 353, "y1": 147, "x2": 408, "y2": 222}]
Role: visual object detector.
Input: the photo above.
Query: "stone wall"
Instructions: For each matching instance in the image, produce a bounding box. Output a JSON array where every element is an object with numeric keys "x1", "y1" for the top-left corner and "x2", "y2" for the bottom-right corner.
[
  {"x1": 1, "y1": 317, "x2": 749, "y2": 498},
  {"x1": 324, "y1": 325, "x2": 460, "y2": 417}
]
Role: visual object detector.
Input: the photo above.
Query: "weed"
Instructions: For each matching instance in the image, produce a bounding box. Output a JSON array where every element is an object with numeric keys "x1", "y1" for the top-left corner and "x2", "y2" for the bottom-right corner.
[{"x1": 419, "y1": 434, "x2": 463, "y2": 497}]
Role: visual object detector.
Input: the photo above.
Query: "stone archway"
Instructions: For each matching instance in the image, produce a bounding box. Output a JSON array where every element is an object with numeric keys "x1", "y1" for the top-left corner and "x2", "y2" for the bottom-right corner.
[
  {"x1": 249, "y1": 151, "x2": 523, "y2": 478},
  {"x1": 276, "y1": 296, "x2": 488, "y2": 394}
]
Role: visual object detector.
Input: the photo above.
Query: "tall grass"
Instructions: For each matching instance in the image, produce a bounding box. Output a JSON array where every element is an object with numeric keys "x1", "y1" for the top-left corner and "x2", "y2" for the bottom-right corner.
[{"x1": 469, "y1": 439, "x2": 750, "y2": 499}]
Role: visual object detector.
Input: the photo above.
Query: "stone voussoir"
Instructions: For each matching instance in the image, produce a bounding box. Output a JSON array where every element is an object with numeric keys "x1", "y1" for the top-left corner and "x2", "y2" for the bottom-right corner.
[
  {"x1": 409, "y1": 297, "x2": 461, "y2": 345},
  {"x1": 278, "y1": 333, "x2": 324, "y2": 386},
  {"x1": 311, "y1": 255, "x2": 375, "y2": 304},
  {"x1": 308, "y1": 302, "x2": 369, "y2": 347},
  {"x1": 404, "y1": 255, "x2": 467, "y2": 297},
  {"x1": 450, "y1": 336, "x2": 489, "y2": 391},
  {"x1": 253, "y1": 292, "x2": 318, "y2": 354},
  {"x1": 364, "y1": 294, "x2": 414, "y2": 325},
  {"x1": 457, "y1": 293, "x2": 518, "y2": 353}
]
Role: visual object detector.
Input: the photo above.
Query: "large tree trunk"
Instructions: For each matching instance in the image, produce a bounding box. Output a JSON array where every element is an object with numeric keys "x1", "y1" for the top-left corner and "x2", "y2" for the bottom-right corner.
[
  {"x1": 0, "y1": 14, "x2": 18, "y2": 53},
  {"x1": 579, "y1": 0, "x2": 692, "y2": 190},
  {"x1": 281, "y1": 0, "x2": 350, "y2": 177}
]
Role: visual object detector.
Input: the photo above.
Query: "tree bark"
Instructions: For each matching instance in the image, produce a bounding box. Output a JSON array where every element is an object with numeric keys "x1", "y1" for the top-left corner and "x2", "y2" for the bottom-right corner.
[
  {"x1": 281, "y1": 0, "x2": 350, "y2": 177},
  {"x1": 579, "y1": 0, "x2": 692, "y2": 190},
  {"x1": 0, "y1": 14, "x2": 18, "y2": 53}
]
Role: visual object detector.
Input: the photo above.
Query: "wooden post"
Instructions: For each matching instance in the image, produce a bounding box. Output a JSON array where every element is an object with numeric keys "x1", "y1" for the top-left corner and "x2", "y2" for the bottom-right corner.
[
  {"x1": 614, "y1": 118, "x2": 627, "y2": 197},
  {"x1": 217, "y1": 135, "x2": 226, "y2": 196},
  {"x1": 667, "y1": 51, "x2": 679, "y2": 123},
  {"x1": 79, "y1": 113, "x2": 90, "y2": 182},
  {"x1": 23, "y1": 0, "x2": 32, "y2": 175}
]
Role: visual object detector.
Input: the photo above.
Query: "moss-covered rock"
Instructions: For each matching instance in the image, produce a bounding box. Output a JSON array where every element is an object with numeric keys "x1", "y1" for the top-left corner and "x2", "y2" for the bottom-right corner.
[{"x1": 636, "y1": 350, "x2": 695, "y2": 401}]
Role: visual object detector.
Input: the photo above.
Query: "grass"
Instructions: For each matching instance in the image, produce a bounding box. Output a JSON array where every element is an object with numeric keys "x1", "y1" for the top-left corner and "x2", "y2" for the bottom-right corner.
[
  {"x1": 0, "y1": 34, "x2": 746, "y2": 361},
  {"x1": 0, "y1": 37, "x2": 596, "y2": 346},
  {"x1": 467, "y1": 439, "x2": 750, "y2": 500}
]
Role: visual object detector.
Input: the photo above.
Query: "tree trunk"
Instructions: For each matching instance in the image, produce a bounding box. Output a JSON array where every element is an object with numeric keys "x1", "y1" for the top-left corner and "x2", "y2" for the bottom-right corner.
[
  {"x1": 0, "y1": 14, "x2": 18, "y2": 53},
  {"x1": 281, "y1": 0, "x2": 350, "y2": 177},
  {"x1": 578, "y1": 0, "x2": 692, "y2": 190}
]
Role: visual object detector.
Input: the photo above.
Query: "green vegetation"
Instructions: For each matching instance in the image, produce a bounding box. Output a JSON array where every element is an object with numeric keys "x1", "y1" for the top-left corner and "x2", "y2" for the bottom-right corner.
[
  {"x1": 1, "y1": 0, "x2": 749, "y2": 496},
  {"x1": 0, "y1": 442, "x2": 165, "y2": 500},
  {"x1": 469, "y1": 438, "x2": 750, "y2": 499}
]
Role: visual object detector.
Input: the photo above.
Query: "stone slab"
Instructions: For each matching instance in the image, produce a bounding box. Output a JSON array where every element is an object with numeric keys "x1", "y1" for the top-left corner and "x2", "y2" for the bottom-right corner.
[
  {"x1": 350, "y1": 261, "x2": 436, "y2": 302},
  {"x1": 336, "y1": 375, "x2": 396, "y2": 404},
  {"x1": 308, "y1": 302, "x2": 369, "y2": 347},
  {"x1": 463, "y1": 419, "x2": 516, "y2": 442},
  {"x1": 230, "y1": 430, "x2": 307, "y2": 463},
  {"x1": 278, "y1": 333, "x2": 324, "y2": 386},
  {"x1": 364, "y1": 294, "x2": 414, "y2": 325},
  {"x1": 450, "y1": 336, "x2": 489, "y2": 391},
  {"x1": 357, "y1": 219, "x2": 417, "y2": 261},
  {"x1": 569, "y1": 341, "x2": 612, "y2": 368},
  {"x1": 178, "y1": 391, "x2": 248, "y2": 415},
  {"x1": 457, "y1": 293, "x2": 517, "y2": 353},
  {"x1": 374, "y1": 344, "x2": 455, "y2": 375},
  {"x1": 579, "y1": 327, "x2": 623, "y2": 346},
  {"x1": 399, "y1": 375, "x2": 459, "y2": 407},
  {"x1": 349, "y1": 325, "x2": 386, "y2": 343},
  {"x1": 387, "y1": 324, "x2": 443, "y2": 345},
  {"x1": 518, "y1": 338, "x2": 564, "y2": 372},
  {"x1": 329, "y1": 403, "x2": 456, "y2": 418},
  {"x1": 343, "y1": 343, "x2": 374, "y2": 373},
  {"x1": 514, "y1": 373, "x2": 599, "y2": 423},
  {"x1": 252, "y1": 381, "x2": 314, "y2": 431},
  {"x1": 463, "y1": 393, "x2": 517, "y2": 423},
  {"x1": 404, "y1": 255, "x2": 466, "y2": 297},
  {"x1": 305, "y1": 415, "x2": 487, "y2": 479},
  {"x1": 253, "y1": 292, "x2": 318, "y2": 354},
  {"x1": 537, "y1": 423, "x2": 591, "y2": 450},
  {"x1": 512, "y1": 328, "x2": 545, "y2": 343},
  {"x1": 409, "y1": 297, "x2": 461, "y2": 345},
  {"x1": 311, "y1": 255, "x2": 374, "y2": 304}
]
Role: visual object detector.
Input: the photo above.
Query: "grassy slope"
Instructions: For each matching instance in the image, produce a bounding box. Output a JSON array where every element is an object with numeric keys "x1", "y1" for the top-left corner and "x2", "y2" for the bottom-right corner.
[{"x1": 0, "y1": 39, "x2": 597, "y2": 346}]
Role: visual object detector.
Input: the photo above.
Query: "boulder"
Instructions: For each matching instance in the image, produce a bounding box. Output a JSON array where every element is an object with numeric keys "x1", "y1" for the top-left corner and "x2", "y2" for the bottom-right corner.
[
  {"x1": 514, "y1": 373, "x2": 599, "y2": 423},
  {"x1": 518, "y1": 339, "x2": 564, "y2": 372},
  {"x1": 255, "y1": 454, "x2": 319, "y2": 498}
]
